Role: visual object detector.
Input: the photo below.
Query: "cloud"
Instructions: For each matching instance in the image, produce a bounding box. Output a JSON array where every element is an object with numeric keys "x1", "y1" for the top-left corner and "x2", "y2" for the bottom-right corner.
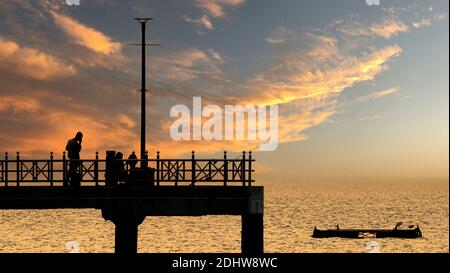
[
  {"x1": 276, "y1": 97, "x2": 337, "y2": 143},
  {"x1": 185, "y1": 0, "x2": 246, "y2": 32},
  {"x1": 266, "y1": 27, "x2": 301, "y2": 44},
  {"x1": 435, "y1": 14, "x2": 447, "y2": 21},
  {"x1": 0, "y1": 37, "x2": 76, "y2": 80},
  {"x1": 207, "y1": 49, "x2": 225, "y2": 64},
  {"x1": 0, "y1": 1, "x2": 425, "y2": 158},
  {"x1": 50, "y1": 11, "x2": 121, "y2": 55},
  {"x1": 0, "y1": 96, "x2": 40, "y2": 113},
  {"x1": 151, "y1": 29, "x2": 404, "y2": 154},
  {"x1": 244, "y1": 22, "x2": 404, "y2": 149},
  {"x1": 118, "y1": 114, "x2": 137, "y2": 129},
  {"x1": 150, "y1": 18, "x2": 405, "y2": 156},
  {"x1": 369, "y1": 20, "x2": 410, "y2": 39},
  {"x1": 412, "y1": 18, "x2": 432, "y2": 28},
  {"x1": 357, "y1": 87, "x2": 400, "y2": 102},
  {"x1": 335, "y1": 3, "x2": 447, "y2": 40},
  {"x1": 183, "y1": 15, "x2": 215, "y2": 30},
  {"x1": 0, "y1": 94, "x2": 138, "y2": 156},
  {"x1": 195, "y1": 0, "x2": 246, "y2": 18},
  {"x1": 336, "y1": 19, "x2": 410, "y2": 39},
  {"x1": 150, "y1": 48, "x2": 224, "y2": 81},
  {"x1": 358, "y1": 115, "x2": 383, "y2": 121},
  {"x1": 248, "y1": 41, "x2": 402, "y2": 106}
]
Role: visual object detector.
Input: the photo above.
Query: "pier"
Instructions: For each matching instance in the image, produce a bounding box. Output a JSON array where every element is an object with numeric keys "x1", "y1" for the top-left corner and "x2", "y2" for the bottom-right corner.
[
  {"x1": 0, "y1": 18, "x2": 263, "y2": 255},
  {"x1": 0, "y1": 151, "x2": 263, "y2": 254}
]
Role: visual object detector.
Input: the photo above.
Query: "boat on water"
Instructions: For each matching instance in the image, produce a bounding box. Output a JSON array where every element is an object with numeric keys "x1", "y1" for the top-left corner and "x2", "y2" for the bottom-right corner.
[{"x1": 312, "y1": 222, "x2": 422, "y2": 239}]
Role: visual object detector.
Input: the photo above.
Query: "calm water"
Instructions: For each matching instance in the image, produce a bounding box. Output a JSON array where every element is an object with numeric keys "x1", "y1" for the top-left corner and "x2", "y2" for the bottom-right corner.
[{"x1": 0, "y1": 182, "x2": 448, "y2": 253}]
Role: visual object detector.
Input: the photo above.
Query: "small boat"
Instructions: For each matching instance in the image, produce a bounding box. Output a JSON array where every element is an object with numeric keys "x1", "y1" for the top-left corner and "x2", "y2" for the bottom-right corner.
[{"x1": 312, "y1": 222, "x2": 422, "y2": 239}]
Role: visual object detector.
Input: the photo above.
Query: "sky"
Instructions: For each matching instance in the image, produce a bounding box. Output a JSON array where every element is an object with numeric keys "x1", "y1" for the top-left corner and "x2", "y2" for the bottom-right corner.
[{"x1": 0, "y1": 0, "x2": 448, "y2": 184}]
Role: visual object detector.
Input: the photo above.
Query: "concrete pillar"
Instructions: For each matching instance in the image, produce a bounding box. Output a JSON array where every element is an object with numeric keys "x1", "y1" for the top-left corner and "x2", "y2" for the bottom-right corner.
[
  {"x1": 113, "y1": 214, "x2": 145, "y2": 255},
  {"x1": 102, "y1": 206, "x2": 146, "y2": 255},
  {"x1": 242, "y1": 213, "x2": 264, "y2": 254},
  {"x1": 242, "y1": 187, "x2": 264, "y2": 254}
]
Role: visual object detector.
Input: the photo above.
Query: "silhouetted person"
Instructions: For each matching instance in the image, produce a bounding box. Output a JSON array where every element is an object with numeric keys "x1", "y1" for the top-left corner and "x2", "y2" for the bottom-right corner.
[
  {"x1": 128, "y1": 151, "x2": 138, "y2": 170},
  {"x1": 65, "y1": 131, "x2": 83, "y2": 187},
  {"x1": 115, "y1": 152, "x2": 127, "y2": 185}
]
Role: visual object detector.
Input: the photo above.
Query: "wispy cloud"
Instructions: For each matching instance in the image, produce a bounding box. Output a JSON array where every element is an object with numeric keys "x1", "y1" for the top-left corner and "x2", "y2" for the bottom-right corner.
[
  {"x1": 0, "y1": 93, "x2": 138, "y2": 155},
  {"x1": 182, "y1": 14, "x2": 215, "y2": 30},
  {"x1": 207, "y1": 48, "x2": 225, "y2": 64},
  {"x1": 0, "y1": 37, "x2": 76, "y2": 80},
  {"x1": 369, "y1": 20, "x2": 410, "y2": 39},
  {"x1": 195, "y1": 0, "x2": 246, "y2": 18},
  {"x1": 334, "y1": 2, "x2": 447, "y2": 41},
  {"x1": 150, "y1": 48, "x2": 224, "y2": 81},
  {"x1": 50, "y1": 11, "x2": 121, "y2": 55},
  {"x1": 358, "y1": 115, "x2": 383, "y2": 121},
  {"x1": 266, "y1": 27, "x2": 301, "y2": 44},
  {"x1": 184, "y1": 0, "x2": 246, "y2": 33},
  {"x1": 250, "y1": 40, "x2": 402, "y2": 106},
  {"x1": 0, "y1": 95, "x2": 40, "y2": 113},
  {"x1": 412, "y1": 18, "x2": 432, "y2": 28},
  {"x1": 357, "y1": 87, "x2": 400, "y2": 102}
]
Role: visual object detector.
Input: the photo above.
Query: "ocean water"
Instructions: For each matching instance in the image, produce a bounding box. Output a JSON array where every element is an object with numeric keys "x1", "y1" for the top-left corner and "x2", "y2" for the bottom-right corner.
[{"x1": 0, "y1": 182, "x2": 448, "y2": 253}]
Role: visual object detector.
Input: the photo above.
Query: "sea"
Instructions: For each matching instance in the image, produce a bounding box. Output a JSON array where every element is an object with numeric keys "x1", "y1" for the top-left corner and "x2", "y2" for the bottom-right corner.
[{"x1": 0, "y1": 182, "x2": 448, "y2": 253}]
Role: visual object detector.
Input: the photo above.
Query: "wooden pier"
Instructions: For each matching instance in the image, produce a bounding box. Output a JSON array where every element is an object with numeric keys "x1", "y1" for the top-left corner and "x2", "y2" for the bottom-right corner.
[{"x1": 0, "y1": 151, "x2": 263, "y2": 254}]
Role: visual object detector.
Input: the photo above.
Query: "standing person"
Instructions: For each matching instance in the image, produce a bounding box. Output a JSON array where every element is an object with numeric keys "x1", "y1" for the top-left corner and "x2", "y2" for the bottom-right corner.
[{"x1": 65, "y1": 131, "x2": 83, "y2": 187}]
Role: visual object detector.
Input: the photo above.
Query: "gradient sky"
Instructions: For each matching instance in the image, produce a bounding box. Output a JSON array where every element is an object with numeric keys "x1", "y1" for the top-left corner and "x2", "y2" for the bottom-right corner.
[{"x1": 0, "y1": 0, "x2": 448, "y2": 184}]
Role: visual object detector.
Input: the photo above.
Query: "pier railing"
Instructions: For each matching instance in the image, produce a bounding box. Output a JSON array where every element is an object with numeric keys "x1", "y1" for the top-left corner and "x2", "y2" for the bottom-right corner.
[{"x1": 0, "y1": 151, "x2": 255, "y2": 187}]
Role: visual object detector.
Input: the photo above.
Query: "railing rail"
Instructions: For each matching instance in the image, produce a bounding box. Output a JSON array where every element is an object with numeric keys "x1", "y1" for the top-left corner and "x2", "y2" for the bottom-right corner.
[{"x1": 0, "y1": 151, "x2": 255, "y2": 187}]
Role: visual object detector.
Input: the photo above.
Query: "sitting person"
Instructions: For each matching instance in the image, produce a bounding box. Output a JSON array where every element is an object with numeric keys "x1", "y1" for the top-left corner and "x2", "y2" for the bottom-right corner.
[
  {"x1": 114, "y1": 152, "x2": 128, "y2": 185},
  {"x1": 128, "y1": 151, "x2": 138, "y2": 171}
]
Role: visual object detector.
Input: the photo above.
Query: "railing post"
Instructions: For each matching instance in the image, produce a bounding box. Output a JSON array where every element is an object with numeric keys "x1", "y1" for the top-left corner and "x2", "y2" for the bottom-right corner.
[
  {"x1": 62, "y1": 151, "x2": 67, "y2": 186},
  {"x1": 94, "y1": 151, "x2": 99, "y2": 186},
  {"x1": 142, "y1": 150, "x2": 148, "y2": 169},
  {"x1": 78, "y1": 157, "x2": 83, "y2": 185},
  {"x1": 175, "y1": 160, "x2": 179, "y2": 187},
  {"x1": 248, "y1": 151, "x2": 252, "y2": 187},
  {"x1": 50, "y1": 152, "x2": 54, "y2": 186},
  {"x1": 223, "y1": 151, "x2": 228, "y2": 186},
  {"x1": 191, "y1": 151, "x2": 195, "y2": 186},
  {"x1": 241, "y1": 151, "x2": 246, "y2": 186},
  {"x1": 16, "y1": 151, "x2": 20, "y2": 186},
  {"x1": 144, "y1": 150, "x2": 149, "y2": 185},
  {"x1": 4, "y1": 152, "x2": 8, "y2": 187},
  {"x1": 156, "y1": 151, "x2": 160, "y2": 186},
  {"x1": 208, "y1": 158, "x2": 212, "y2": 181},
  {"x1": 33, "y1": 159, "x2": 37, "y2": 182}
]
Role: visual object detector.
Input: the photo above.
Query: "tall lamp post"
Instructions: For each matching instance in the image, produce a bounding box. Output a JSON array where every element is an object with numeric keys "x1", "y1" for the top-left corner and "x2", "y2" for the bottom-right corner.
[{"x1": 131, "y1": 18, "x2": 160, "y2": 167}]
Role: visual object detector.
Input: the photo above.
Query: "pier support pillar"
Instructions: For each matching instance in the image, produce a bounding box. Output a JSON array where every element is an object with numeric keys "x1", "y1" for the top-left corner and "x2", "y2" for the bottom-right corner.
[
  {"x1": 102, "y1": 207, "x2": 145, "y2": 255},
  {"x1": 241, "y1": 214, "x2": 264, "y2": 254},
  {"x1": 242, "y1": 187, "x2": 264, "y2": 254},
  {"x1": 242, "y1": 213, "x2": 264, "y2": 254},
  {"x1": 113, "y1": 214, "x2": 145, "y2": 255}
]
